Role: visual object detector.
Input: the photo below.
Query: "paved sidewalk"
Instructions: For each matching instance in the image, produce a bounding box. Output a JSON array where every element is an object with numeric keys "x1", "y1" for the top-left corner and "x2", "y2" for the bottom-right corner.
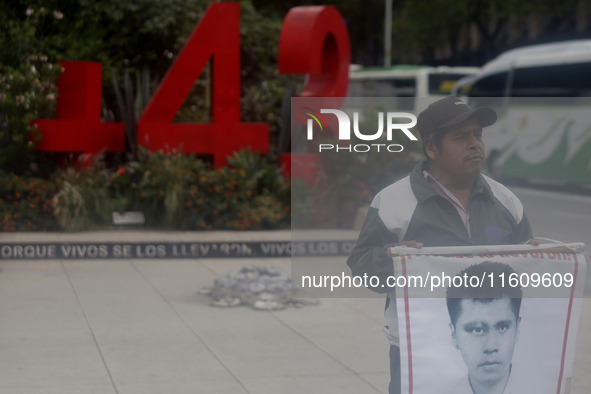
[{"x1": 0, "y1": 231, "x2": 590, "y2": 393}]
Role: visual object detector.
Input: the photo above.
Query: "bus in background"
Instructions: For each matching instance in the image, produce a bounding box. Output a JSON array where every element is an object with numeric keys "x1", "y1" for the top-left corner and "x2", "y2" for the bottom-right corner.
[
  {"x1": 453, "y1": 40, "x2": 591, "y2": 186},
  {"x1": 347, "y1": 65, "x2": 480, "y2": 113}
]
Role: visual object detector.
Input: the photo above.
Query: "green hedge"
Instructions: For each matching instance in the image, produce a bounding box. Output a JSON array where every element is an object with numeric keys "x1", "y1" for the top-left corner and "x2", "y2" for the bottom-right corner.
[
  {"x1": 1, "y1": 148, "x2": 290, "y2": 232},
  {"x1": 0, "y1": 171, "x2": 58, "y2": 231}
]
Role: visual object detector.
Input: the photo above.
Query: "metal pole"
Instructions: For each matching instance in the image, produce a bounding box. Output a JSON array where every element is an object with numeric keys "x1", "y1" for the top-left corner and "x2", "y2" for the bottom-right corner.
[{"x1": 384, "y1": 0, "x2": 392, "y2": 67}]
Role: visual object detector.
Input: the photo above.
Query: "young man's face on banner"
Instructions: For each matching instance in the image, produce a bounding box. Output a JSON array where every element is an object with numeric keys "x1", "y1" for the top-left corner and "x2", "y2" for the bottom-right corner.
[{"x1": 450, "y1": 298, "x2": 520, "y2": 388}]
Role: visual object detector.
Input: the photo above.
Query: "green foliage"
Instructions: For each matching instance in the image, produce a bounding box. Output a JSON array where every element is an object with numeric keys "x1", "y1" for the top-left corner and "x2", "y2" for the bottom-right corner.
[
  {"x1": 180, "y1": 165, "x2": 289, "y2": 230},
  {"x1": 0, "y1": 6, "x2": 62, "y2": 173},
  {"x1": 305, "y1": 145, "x2": 420, "y2": 229},
  {"x1": 44, "y1": 148, "x2": 290, "y2": 231},
  {"x1": 239, "y1": 0, "x2": 299, "y2": 158},
  {"x1": 0, "y1": 171, "x2": 59, "y2": 231},
  {"x1": 227, "y1": 147, "x2": 287, "y2": 198},
  {"x1": 0, "y1": 1, "x2": 295, "y2": 232},
  {"x1": 109, "y1": 66, "x2": 156, "y2": 154},
  {"x1": 23, "y1": 0, "x2": 210, "y2": 72},
  {"x1": 116, "y1": 147, "x2": 210, "y2": 227},
  {"x1": 52, "y1": 170, "x2": 93, "y2": 231},
  {"x1": 51, "y1": 157, "x2": 116, "y2": 231},
  {"x1": 289, "y1": 178, "x2": 320, "y2": 229},
  {"x1": 389, "y1": 0, "x2": 587, "y2": 63}
]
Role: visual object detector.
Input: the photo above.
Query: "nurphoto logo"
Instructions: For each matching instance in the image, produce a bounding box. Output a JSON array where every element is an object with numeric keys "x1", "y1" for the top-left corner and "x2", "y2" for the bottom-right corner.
[{"x1": 303, "y1": 108, "x2": 418, "y2": 153}]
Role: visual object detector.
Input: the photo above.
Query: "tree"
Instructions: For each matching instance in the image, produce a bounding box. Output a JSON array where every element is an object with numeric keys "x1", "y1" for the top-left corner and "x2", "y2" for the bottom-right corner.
[{"x1": 389, "y1": 0, "x2": 591, "y2": 66}]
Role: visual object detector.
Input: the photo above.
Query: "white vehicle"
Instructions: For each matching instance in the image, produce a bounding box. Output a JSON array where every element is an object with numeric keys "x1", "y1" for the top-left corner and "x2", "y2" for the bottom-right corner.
[
  {"x1": 347, "y1": 65, "x2": 480, "y2": 113},
  {"x1": 453, "y1": 40, "x2": 591, "y2": 185}
]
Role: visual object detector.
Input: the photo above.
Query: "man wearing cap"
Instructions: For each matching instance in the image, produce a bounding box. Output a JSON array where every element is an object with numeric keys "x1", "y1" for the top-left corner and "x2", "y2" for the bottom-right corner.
[{"x1": 347, "y1": 96, "x2": 534, "y2": 394}]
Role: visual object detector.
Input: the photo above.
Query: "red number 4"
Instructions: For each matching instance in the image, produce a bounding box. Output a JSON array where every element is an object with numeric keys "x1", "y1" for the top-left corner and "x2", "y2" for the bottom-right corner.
[{"x1": 138, "y1": 2, "x2": 268, "y2": 168}]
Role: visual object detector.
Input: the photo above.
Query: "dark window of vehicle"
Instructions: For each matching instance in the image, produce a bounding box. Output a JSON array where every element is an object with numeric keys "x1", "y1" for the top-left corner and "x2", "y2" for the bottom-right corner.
[
  {"x1": 466, "y1": 72, "x2": 508, "y2": 97},
  {"x1": 511, "y1": 62, "x2": 591, "y2": 97}
]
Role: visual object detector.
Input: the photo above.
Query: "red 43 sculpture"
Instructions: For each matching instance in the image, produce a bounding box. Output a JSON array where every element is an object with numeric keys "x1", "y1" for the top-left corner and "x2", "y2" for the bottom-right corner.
[{"x1": 32, "y1": 3, "x2": 350, "y2": 168}]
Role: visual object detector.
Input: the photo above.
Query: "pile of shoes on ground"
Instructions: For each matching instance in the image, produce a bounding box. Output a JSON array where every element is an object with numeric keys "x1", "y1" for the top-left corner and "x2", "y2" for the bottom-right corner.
[{"x1": 201, "y1": 265, "x2": 318, "y2": 310}]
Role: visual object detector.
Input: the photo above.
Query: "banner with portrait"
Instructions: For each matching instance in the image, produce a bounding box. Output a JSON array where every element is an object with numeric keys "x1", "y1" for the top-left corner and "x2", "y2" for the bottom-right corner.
[{"x1": 390, "y1": 243, "x2": 586, "y2": 394}]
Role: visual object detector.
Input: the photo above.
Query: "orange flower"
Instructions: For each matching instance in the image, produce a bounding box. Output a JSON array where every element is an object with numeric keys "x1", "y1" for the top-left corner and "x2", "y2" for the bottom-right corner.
[{"x1": 117, "y1": 168, "x2": 126, "y2": 176}]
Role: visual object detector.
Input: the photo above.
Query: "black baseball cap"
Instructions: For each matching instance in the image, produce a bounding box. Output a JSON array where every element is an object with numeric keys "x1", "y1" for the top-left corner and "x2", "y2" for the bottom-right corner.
[{"x1": 416, "y1": 96, "x2": 497, "y2": 141}]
